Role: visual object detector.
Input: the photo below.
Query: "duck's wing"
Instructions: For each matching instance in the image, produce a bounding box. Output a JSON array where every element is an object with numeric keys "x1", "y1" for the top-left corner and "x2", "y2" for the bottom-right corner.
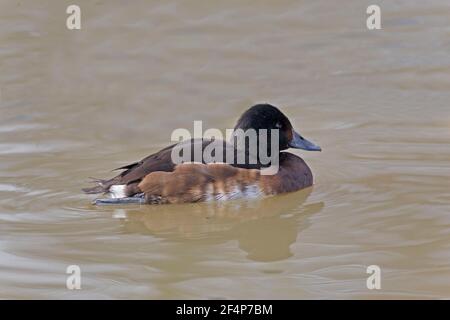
[
  {"x1": 82, "y1": 139, "x2": 213, "y2": 194},
  {"x1": 82, "y1": 138, "x2": 265, "y2": 195},
  {"x1": 82, "y1": 144, "x2": 176, "y2": 194}
]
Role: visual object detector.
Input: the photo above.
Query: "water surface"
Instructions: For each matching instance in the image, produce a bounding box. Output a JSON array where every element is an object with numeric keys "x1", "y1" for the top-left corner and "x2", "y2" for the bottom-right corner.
[{"x1": 0, "y1": 0, "x2": 450, "y2": 299}]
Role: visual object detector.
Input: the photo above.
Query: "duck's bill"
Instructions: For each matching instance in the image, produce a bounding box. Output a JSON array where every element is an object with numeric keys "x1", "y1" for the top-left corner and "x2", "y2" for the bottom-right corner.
[{"x1": 289, "y1": 130, "x2": 322, "y2": 151}]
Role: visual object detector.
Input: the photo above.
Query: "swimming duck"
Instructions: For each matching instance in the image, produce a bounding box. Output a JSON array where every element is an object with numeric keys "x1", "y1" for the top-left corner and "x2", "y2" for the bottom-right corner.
[{"x1": 83, "y1": 104, "x2": 321, "y2": 204}]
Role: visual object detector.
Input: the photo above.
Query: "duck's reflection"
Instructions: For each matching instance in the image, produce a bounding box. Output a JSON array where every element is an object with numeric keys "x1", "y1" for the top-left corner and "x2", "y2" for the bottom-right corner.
[{"x1": 112, "y1": 188, "x2": 323, "y2": 262}]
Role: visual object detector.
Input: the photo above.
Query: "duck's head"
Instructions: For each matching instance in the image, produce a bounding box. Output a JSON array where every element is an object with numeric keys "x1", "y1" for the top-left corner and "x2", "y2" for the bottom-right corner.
[{"x1": 233, "y1": 103, "x2": 321, "y2": 152}]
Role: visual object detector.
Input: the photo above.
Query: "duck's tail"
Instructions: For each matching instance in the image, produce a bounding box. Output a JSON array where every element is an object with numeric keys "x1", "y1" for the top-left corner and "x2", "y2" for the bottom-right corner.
[{"x1": 82, "y1": 177, "x2": 112, "y2": 194}]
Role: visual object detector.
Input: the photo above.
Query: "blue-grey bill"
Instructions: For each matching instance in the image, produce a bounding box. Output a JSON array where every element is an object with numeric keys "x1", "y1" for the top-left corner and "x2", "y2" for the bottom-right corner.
[{"x1": 288, "y1": 130, "x2": 321, "y2": 151}]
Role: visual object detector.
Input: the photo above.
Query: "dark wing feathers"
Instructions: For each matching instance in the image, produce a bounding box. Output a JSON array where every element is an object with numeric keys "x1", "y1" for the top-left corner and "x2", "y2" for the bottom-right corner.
[
  {"x1": 83, "y1": 143, "x2": 178, "y2": 194},
  {"x1": 112, "y1": 143, "x2": 177, "y2": 172},
  {"x1": 112, "y1": 162, "x2": 139, "y2": 171},
  {"x1": 82, "y1": 139, "x2": 262, "y2": 195}
]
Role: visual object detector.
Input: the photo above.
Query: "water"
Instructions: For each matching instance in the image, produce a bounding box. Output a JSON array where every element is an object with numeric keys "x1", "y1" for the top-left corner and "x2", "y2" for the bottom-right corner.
[{"x1": 1, "y1": 0, "x2": 450, "y2": 299}]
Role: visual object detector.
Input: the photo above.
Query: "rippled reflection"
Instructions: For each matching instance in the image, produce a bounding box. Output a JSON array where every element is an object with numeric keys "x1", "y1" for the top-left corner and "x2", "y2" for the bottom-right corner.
[{"x1": 111, "y1": 189, "x2": 323, "y2": 262}]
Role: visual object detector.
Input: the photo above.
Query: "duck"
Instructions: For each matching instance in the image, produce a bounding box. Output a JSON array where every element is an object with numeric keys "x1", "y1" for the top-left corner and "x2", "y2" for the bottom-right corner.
[{"x1": 83, "y1": 103, "x2": 321, "y2": 205}]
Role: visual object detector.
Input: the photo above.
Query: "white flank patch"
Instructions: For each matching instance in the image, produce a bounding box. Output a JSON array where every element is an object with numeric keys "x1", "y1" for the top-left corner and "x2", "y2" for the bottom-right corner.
[{"x1": 109, "y1": 185, "x2": 126, "y2": 198}]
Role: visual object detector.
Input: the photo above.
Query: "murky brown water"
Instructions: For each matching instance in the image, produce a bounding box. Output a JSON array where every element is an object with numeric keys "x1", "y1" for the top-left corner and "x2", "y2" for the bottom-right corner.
[{"x1": 1, "y1": 0, "x2": 450, "y2": 299}]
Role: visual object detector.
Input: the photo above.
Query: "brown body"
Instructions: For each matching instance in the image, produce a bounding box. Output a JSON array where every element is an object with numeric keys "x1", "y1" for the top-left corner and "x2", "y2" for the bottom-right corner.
[{"x1": 137, "y1": 152, "x2": 312, "y2": 204}]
